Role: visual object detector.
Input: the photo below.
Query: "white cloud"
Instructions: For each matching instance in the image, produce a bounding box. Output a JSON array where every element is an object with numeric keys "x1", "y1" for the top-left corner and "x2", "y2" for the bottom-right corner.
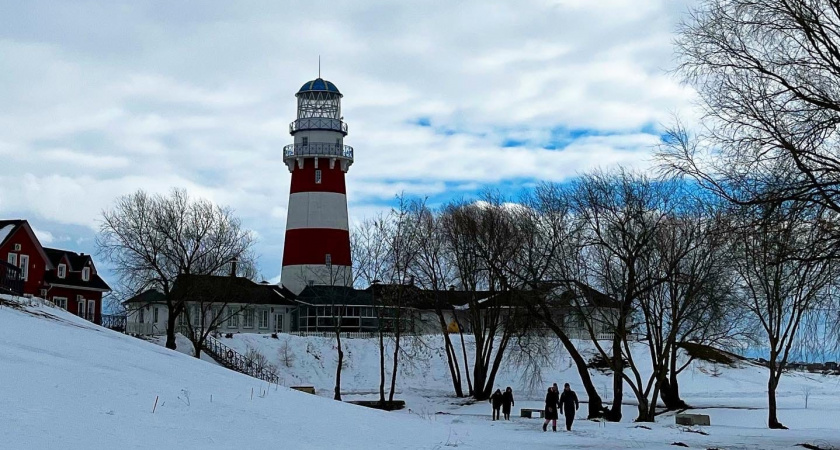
[{"x1": 0, "y1": 0, "x2": 698, "y2": 281}]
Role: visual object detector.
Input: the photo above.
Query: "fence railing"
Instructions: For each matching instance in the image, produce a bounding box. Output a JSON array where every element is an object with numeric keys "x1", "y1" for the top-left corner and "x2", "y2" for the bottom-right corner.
[
  {"x1": 102, "y1": 314, "x2": 127, "y2": 332},
  {"x1": 288, "y1": 331, "x2": 380, "y2": 339},
  {"x1": 196, "y1": 331, "x2": 280, "y2": 385},
  {"x1": 0, "y1": 261, "x2": 23, "y2": 296},
  {"x1": 283, "y1": 143, "x2": 354, "y2": 161}
]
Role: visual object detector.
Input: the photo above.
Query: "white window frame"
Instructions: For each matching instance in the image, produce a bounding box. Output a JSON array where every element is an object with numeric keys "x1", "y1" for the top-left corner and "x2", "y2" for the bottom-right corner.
[
  {"x1": 82, "y1": 267, "x2": 90, "y2": 282},
  {"x1": 77, "y1": 298, "x2": 85, "y2": 318},
  {"x1": 7, "y1": 252, "x2": 17, "y2": 266},
  {"x1": 325, "y1": 253, "x2": 332, "y2": 268},
  {"x1": 58, "y1": 264, "x2": 66, "y2": 279},
  {"x1": 315, "y1": 169, "x2": 322, "y2": 184},
  {"x1": 243, "y1": 309, "x2": 254, "y2": 329},
  {"x1": 18, "y1": 254, "x2": 29, "y2": 281},
  {"x1": 87, "y1": 300, "x2": 95, "y2": 321},
  {"x1": 258, "y1": 309, "x2": 269, "y2": 329},
  {"x1": 53, "y1": 297, "x2": 67, "y2": 310},
  {"x1": 228, "y1": 308, "x2": 239, "y2": 328}
]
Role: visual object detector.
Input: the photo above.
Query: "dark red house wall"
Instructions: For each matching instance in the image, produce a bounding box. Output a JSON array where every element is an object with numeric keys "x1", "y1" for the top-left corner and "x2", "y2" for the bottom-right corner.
[
  {"x1": 0, "y1": 227, "x2": 48, "y2": 296},
  {"x1": 49, "y1": 286, "x2": 103, "y2": 325}
]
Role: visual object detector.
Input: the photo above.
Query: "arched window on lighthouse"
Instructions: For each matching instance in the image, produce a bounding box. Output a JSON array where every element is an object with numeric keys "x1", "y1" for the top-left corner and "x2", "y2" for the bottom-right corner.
[
  {"x1": 325, "y1": 253, "x2": 332, "y2": 268},
  {"x1": 315, "y1": 169, "x2": 322, "y2": 184}
]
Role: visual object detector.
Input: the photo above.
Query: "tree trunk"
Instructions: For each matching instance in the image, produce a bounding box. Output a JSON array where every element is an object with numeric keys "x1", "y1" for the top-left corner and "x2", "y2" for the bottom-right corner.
[
  {"x1": 660, "y1": 346, "x2": 687, "y2": 410},
  {"x1": 635, "y1": 396, "x2": 654, "y2": 422},
  {"x1": 192, "y1": 339, "x2": 202, "y2": 359},
  {"x1": 606, "y1": 335, "x2": 624, "y2": 422},
  {"x1": 443, "y1": 331, "x2": 464, "y2": 397},
  {"x1": 768, "y1": 374, "x2": 786, "y2": 429},
  {"x1": 388, "y1": 327, "x2": 401, "y2": 403},
  {"x1": 334, "y1": 332, "x2": 343, "y2": 401},
  {"x1": 556, "y1": 329, "x2": 605, "y2": 419},
  {"x1": 165, "y1": 306, "x2": 178, "y2": 350},
  {"x1": 437, "y1": 310, "x2": 463, "y2": 397},
  {"x1": 378, "y1": 328, "x2": 386, "y2": 403},
  {"x1": 472, "y1": 339, "x2": 488, "y2": 400},
  {"x1": 454, "y1": 316, "x2": 474, "y2": 395}
]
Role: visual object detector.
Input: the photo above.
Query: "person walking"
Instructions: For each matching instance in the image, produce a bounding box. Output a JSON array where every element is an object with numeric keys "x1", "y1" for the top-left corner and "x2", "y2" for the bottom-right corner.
[
  {"x1": 502, "y1": 387, "x2": 515, "y2": 420},
  {"x1": 559, "y1": 383, "x2": 580, "y2": 431},
  {"x1": 489, "y1": 388, "x2": 503, "y2": 421},
  {"x1": 542, "y1": 386, "x2": 560, "y2": 431}
]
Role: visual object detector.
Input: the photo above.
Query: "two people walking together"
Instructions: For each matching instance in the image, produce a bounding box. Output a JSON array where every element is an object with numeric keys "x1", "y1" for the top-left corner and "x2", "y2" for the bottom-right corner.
[
  {"x1": 489, "y1": 387, "x2": 515, "y2": 420},
  {"x1": 543, "y1": 383, "x2": 579, "y2": 432}
]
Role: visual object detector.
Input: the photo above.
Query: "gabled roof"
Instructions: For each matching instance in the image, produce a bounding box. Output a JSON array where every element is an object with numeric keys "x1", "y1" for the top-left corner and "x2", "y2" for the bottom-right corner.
[
  {"x1": 124, "y1": 275, "x2": 296, "y2": 306},
  {"x1": 43, "y1": 247, "x2": 93, "y2": 271},
  {"x1": 42, "y1": 247, "x2": 110, "y2": 291},
  {"x1": 0, "y1": 219, "x2": 55, "y2": 270},
  {"x1": 296, "y1": 285, "x2": 373, "y2": 306}
]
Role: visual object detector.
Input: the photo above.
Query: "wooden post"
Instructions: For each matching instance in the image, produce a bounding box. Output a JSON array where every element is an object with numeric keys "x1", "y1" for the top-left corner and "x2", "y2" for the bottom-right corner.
[
  {"x1": 251, "y1": 387, "x2": 254, "y2": 400},
  {"x1": 152, "y1": 395, "x2": 159, "y2": 413}
]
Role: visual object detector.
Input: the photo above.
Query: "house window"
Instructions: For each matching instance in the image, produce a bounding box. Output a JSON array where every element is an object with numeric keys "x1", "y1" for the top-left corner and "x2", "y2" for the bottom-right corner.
[
  {"x1": 139, "y1": 308, "x2": 145, "y2": 323},
  {"x1": 82, "y1": 267, "x2": 90, "y2": 282},
  {"x1": 178, "y1": 311, "x2": 186, "y2": 326},
  {"x1": 315, "y1": 169, "x2": 322, "y2": 184},
  {"x1": 228, "y1": 309, "x2": 239, "y2": 328},
  {"x1": 154, "y1": 307, "x2": 159, "y2": 323},
  {"x1": 19, "y1": 254, "x2": 29, "y2": 281},
  {"x1": 7, "y1": 252, "x2": 17, "y2": 266},
  {"x1": 77, "y1": 298, "x2": 85, "y2": 318},
  {"x1": 243, "y1": 309, "x2": 254, "y2": 328},
  {"x1": 325, "y1": 253, "x2": 331, "y2": 268},
  {"x1": 53, "y1": 297, "x2": 67, "y2": 310},
  {"x1": 87, "y1": 300, "x2": 95, "y2": 321},
  {"x1": 258, "y1": 310, "x2": 269, "y2": 329},
  {"x1": 58, "y1": 264, "x2": 66, "y2": 279},
  {"x1": 302, "y1": 137, "x2": 308, "y2": 146}
]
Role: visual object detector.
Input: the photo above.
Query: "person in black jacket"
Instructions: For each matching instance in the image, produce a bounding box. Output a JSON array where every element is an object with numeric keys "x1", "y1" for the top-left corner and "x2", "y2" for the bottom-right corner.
[
  {"x1": 559, "y1": 383, "x2": 579, "y2": 431},
  {"x1": 542, "y1": 386, "x2": 560, "y2": 431},
  {"x1": 502, "y1": 387, "x2": 515, "y2": 420},
  {"x1": 489, "y1": 388, "x2": 503, "y2": 421}
]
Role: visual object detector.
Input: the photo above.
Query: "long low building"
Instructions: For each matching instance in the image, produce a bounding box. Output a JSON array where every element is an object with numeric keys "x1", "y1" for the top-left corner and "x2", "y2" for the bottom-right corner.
[{"x1": 124, "y1": 275, "x2": 619, "y2": 339}]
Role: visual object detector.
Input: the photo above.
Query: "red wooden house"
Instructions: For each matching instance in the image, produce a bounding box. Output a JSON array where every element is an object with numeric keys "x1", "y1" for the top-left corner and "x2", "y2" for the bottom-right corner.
[{"x1": 0, "y1": 219, "x2": 111, "y2": 324}]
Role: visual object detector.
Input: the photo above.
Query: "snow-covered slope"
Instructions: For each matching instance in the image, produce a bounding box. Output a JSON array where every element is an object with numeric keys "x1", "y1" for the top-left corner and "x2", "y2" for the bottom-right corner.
[{"x1": 0, "y1": 296, "x2": 452, "y2": 449}]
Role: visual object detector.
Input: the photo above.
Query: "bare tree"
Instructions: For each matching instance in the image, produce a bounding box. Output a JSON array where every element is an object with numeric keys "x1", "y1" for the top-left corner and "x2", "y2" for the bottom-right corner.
[
  {"x1": 565, "y1": 170, "x2": 680, "y2": 422},
  {"x1": 441, "y1": 193, "x2": 522, "y2": 400},
  {"x1": 97, "y1": 189, "x2": 255, "y2": 350},
  {"x1": 729, "y1": 201, "x2": 834, "y2": 429},
  {"x1": 410, "y1": 204, "x2": 467, "y2": 397}
]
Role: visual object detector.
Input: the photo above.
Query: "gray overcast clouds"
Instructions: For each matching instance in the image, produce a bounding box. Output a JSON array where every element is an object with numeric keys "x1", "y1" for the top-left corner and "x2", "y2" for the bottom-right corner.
[{"x1": 0, "y1": 0, "x2": 696, "y2": 283}]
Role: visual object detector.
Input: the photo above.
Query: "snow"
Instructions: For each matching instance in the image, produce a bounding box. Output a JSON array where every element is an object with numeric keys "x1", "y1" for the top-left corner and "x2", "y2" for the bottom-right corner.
[
  {"x1": 3, "y1": 293, "x2": 840, "y2": 449},
  {"x1": 0, "y1": 224, "x2": 15, "y2": 245}
]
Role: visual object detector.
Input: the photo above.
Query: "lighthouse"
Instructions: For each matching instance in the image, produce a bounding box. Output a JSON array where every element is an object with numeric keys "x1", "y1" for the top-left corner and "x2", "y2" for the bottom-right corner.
[{"x1": 281, "y1": 78, "x2": 354, "y2": 294}]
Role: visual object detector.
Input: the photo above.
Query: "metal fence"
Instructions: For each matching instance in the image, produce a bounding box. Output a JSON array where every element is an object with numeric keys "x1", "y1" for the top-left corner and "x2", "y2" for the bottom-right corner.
[
  {"x1": 101, "y1": 314, "x2": 127, "y2": 332},
  {"x1": 198, "y1": 331, "x2": 280, "y2": 385}
]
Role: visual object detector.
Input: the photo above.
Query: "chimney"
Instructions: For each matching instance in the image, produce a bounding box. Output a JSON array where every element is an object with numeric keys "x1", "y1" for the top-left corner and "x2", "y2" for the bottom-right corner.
[{"x1": 229, "y1": 259, "x2": 238, "y2": 277}]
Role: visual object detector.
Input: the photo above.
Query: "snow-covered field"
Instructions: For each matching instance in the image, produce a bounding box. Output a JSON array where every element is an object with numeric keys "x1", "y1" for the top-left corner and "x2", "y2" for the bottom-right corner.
[{"x1": 3, "y1": 295, "x2": 840, "y2": 449}]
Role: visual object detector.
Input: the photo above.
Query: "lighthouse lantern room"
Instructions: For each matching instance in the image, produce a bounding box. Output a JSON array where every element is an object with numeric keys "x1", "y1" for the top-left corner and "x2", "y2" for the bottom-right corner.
[{"x1": 281, "y1": 78, "x2": 354, "y2": 294}]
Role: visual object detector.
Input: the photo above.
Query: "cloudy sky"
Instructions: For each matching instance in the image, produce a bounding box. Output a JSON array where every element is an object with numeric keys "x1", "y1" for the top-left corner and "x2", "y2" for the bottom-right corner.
[{"x1": 0, "y1": 0, "x2": 697, "y2": 285}]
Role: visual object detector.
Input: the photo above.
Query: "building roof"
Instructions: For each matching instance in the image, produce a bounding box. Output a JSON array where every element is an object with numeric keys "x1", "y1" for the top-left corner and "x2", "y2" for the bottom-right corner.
[
  {"x1": 124, "y1": 275, "x2": 296, "y2": 306},
  {"x1": 41, "y1": 247, "x2": 111, "y2": 291},
  {"x1": 124, "y1": 289, "x2": 166, "y2": 305},
  {"x1": 0, "y1": 219, "x2": 25, "y2": 248},
  {"x1": 44, "y1": 271, "x2": 111, "y2": 291},
  {"x1": 297, "y1": 78, "x2": 341, "y2": 96},
  {"x1": 0, "y1": 220, "x2": 55, "y2": 270},
  {"x1": 296, "y1": 285, "x2": 374, "y2": 306},
  {"x1": 43, "y1": 247, "x2": 91, "y2": 271}
]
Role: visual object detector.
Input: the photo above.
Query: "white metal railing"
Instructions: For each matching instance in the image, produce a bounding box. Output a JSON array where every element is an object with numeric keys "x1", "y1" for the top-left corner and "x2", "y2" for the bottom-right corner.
[
  {"x1": 288, "y1": 331, "x2": 378, "y2": 339},
  {"x1": 283, "y1": 143, "x2": 354, "y2": 161}
]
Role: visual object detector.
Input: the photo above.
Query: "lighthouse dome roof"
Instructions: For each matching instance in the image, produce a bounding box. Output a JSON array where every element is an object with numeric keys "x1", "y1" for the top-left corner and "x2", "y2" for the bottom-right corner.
[{"x1": 297, "y1": 78, "x2": 341, "y2": 96}]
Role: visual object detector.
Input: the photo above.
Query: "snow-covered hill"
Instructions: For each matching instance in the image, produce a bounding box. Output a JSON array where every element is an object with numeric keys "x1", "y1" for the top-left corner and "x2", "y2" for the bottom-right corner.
[
  {"x1": 0, "y1": 296, "x2": 452, "y2": 449},
  {"x1": 4, "y1": 294, "x2": 840, "y2": 449}
]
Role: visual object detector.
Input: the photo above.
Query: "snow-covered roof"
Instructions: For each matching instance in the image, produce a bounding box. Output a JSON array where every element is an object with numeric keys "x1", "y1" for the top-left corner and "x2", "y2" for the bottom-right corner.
[{"x1": 0, "y1": 224, "x2": 15, "y2": 246}]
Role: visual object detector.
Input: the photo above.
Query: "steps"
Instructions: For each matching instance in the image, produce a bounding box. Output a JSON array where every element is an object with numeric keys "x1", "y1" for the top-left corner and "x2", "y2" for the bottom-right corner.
[{"x1": 195, "y1": 331, "x2": 280, "y2": 385}]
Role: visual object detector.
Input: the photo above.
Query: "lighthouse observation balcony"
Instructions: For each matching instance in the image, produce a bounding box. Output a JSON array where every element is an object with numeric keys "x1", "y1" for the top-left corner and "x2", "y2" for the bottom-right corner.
[
  {"x1": 283, "y1": 143, "x2": 354, "y2": 162},
  {"x1": 289, "y1": 117, "x2": 348, "y2": 135}
]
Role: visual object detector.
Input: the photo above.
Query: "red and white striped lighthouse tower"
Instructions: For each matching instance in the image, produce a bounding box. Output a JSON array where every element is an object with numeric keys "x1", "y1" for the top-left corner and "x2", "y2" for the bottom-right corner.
[{"x1": 281, "y1": 78, "x2": 354, "y2": 294}]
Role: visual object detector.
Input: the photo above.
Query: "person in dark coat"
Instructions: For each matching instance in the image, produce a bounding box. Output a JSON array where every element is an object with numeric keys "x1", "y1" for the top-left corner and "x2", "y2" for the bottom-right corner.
[
  {"x1": 502, "y1": 387, "x2": 515, "y2": 420},
  {"x1": 559, "y1": 383, "x2": 580, "y2": 431},
  {"x1": 489, "y1": 388, "x2": 503, "y2": 421},
  {"x1": 542, "y1": 386, "x2": 560, "y2": 431}
]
